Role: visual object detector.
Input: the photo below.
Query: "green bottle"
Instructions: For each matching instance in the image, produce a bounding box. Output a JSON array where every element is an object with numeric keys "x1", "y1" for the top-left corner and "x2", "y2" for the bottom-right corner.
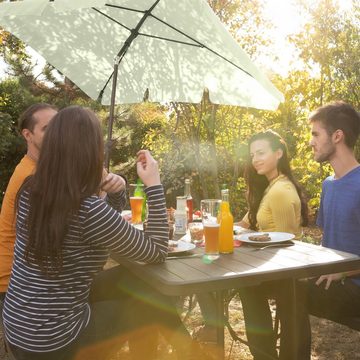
[{"x1": 134, "y1": 179, "x2": 147, "y2": 222}]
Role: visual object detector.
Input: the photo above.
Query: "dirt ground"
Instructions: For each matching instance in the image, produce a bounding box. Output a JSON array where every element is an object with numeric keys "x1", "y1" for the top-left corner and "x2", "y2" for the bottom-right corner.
[
  {"x1": 1, "y1": 227, "x2": 359, "y2": 359},
  {"x1": 1, "y1": 304, "x2": 360, "y2": 360}
]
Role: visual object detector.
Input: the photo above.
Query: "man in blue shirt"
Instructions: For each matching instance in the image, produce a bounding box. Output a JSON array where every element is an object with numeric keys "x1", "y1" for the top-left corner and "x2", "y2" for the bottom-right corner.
[{"x1": 298, "y1": 101, "x2": 360, "y2": 359}]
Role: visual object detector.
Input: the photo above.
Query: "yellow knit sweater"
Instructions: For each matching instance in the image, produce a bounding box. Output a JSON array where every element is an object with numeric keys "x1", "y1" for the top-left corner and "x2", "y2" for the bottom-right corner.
[{"x1": 243, "y1": 174, "x2": 302, "y2": 238}]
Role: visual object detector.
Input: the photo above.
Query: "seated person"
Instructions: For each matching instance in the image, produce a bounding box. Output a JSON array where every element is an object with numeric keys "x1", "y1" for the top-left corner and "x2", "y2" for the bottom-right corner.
[
  {"x1": 197, "y1": 130, "x2": 308, "y2": 360},
  {"x1": 296, "y1": 102, "x2": 360, "y2": 360},
  {"x1": 0, "y1": 103, "x2": 57, "y2": 317},
  {"x1": 2, "y1": 106, "x2": 198, "y2": 360}
]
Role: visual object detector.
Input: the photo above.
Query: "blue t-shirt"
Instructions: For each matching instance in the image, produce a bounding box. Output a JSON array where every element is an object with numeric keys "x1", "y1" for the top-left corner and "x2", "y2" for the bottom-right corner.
[{"x1": 317, "y1": 166, "x2": 360, "y2": 285}]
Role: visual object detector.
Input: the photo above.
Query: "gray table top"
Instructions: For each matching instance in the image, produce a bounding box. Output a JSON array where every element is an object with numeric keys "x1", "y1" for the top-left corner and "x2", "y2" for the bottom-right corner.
[{"x1": 112, "y1": 241, "x2": 360, "y2": 296}]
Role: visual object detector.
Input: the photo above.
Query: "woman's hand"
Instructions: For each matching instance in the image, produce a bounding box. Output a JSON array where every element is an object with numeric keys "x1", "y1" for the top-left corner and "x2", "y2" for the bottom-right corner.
[{"x1": 136, "y1": 150, "x2": 161, "y2": 187}]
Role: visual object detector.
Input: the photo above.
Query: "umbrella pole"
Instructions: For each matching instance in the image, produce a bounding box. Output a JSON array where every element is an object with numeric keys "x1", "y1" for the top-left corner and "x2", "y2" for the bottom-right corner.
[{"x1": 105, "y1": 57, "x2": 120, "y2": 171}]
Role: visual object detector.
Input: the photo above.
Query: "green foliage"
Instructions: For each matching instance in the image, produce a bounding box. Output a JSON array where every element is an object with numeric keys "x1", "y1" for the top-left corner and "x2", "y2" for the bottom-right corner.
[
  {"x1": 0, "y1": 0, "x2": 359, "y2": 223},
  {"x1": 109, "y1": 103, "x2": 170, "y2": 184},
  {"x1": 0, "y1": 111, "x2": 24, "y2": 204},
  {"x1": 207, "y1": 0, "x2": 273, "y2": 60},
  {"x1": 108, "y1": 0, "x2": 359, "y2": 220},
  {"x1": 0, "y1": 78, "x2": 38, "y2": 204}
]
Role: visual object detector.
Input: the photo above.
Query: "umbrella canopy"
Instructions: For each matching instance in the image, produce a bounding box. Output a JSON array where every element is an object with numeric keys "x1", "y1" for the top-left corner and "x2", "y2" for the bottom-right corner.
[{"x1": 0, "y1": 0, "x2": 283, "y2": 110}]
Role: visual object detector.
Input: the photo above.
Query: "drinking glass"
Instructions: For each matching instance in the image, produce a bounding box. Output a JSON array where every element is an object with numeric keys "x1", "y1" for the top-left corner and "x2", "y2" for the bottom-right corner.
[
  {"x1": 200, "y1": 199, "x2": 221, "y2": 260},
  {"x1": 188, "y1": 222, "x2": 204, "y2": 245},
  {"x1": 129, "y1": 183, "x2": 144, "y2": 224}
]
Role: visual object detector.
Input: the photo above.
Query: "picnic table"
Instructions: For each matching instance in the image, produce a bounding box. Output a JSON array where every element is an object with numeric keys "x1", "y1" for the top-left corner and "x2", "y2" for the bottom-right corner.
[{"x1": 112, "y1": 240, "x2": 360, "y2": 359}]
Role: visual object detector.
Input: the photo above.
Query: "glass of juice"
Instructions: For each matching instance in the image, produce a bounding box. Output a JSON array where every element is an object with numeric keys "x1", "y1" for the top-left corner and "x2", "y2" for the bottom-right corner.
[
  {"x1": 200, "y1": 199, "x2": 221, "y2": 260},
  {"x1": 129, "y1": 183, "x2": 144, "y2": 224}
]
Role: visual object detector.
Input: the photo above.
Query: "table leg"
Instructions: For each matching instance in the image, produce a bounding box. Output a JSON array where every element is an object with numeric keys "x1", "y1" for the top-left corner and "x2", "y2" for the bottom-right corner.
[
  {"x1": 289, "y1": 278, "x2": 298, "y2": 360},
  {"x1": 215, "y1": 290, "x2": 225, "y2": 360}
]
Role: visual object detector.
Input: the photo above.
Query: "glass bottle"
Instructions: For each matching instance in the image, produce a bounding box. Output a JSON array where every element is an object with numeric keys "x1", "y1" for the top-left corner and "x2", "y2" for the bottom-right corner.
[
  {"x1": 184, "y1": 178, "x2": 193, "y2": 223},
  {"x1": 219, "y1": 188, "x2": 234, "y2": 253},
  {"x1": 174, "y1": 196, "x2": 187, "y2": 235},
  {"x1": 134, "y1": 179, "x2": 147, "y2": 222}
]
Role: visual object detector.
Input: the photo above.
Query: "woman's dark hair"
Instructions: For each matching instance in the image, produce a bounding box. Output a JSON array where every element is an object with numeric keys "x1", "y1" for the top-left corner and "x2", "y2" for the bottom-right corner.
[
  {"x1": 20, "y1": 106, "x2": 104, "y2": 273},
  {"x1": 245, "y1": 130, "x2": 308, "y2": 230}
]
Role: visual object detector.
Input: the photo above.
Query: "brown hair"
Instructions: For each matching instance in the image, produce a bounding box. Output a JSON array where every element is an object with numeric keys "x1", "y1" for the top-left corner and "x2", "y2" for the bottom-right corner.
[
  {"x1": 18, "y1": 103, "x2": 58, "y2": 132},
  {"x1": 309, "y1": 101, "x2": 360, "y2": 149},
  {"x1": 21, "y1": 106, "x2": 104, "y2": 272},
  {"x1": 245, "y1": 130, "x2": 308, "y2": 230}
]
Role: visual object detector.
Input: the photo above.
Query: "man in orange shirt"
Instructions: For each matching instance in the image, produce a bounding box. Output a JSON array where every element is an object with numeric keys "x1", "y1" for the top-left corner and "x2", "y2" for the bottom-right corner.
[{"x1": 0, "y1": 103, "x2": 58, "y2": 312}]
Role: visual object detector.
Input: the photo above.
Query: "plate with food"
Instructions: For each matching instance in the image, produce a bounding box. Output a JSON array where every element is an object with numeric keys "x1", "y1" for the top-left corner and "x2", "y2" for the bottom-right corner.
[
  {"x1": 168, "y1": 240, "x2": 196, "y2": 255},
  {"x1": 237, "y1": 232, "x2": 295, "y2": 244}
]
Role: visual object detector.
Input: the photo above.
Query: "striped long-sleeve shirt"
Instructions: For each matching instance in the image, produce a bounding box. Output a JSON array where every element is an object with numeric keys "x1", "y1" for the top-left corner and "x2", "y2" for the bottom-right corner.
[{"x1": 3, "y1": 185, "x2": 168, "y2": 352}]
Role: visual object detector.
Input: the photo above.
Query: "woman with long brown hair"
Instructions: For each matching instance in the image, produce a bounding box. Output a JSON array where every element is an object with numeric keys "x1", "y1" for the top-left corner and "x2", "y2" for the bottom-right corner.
[
  {"x1": 2, "y1": 106, "x2": 197, "y2": 360},
  {"x1": 239, "y1": 129, "x2": 308, "y2": 360},
  {"x1": 242, "y1": 129, "x2": 308, "y2": 234}
]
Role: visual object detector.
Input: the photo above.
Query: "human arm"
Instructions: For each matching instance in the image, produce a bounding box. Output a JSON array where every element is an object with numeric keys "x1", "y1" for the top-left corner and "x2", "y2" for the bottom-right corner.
[
  {"x1": 235, "y1": 212, "x2": 250, "y2": 229},
  {"x1": 100, "y1": 170, "x2": 127, "y2": 211},
  {"x1": 101, "y1": 171, "x2": 127, "y2": 194},
  {"x1": 84, "y1": 185, "x2": 168, "y2": 263},
  {"x1": 0, "y1": 157, "x2": 35, "y2": 292},
  {"x1": 135, "y1": 149, "x2": 161, "y2": 187},
  {"x1": 316, "y1": 270, "x2": 360, "y2": 290},
  {"x1": 84, "y1": 151, "x2": 168, "y2": 263}
]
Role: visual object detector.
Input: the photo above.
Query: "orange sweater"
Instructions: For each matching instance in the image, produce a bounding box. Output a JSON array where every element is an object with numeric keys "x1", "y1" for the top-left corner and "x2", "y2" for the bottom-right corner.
[{"x1": 0, "y1": 155, "x2": 35, "y2": 292}]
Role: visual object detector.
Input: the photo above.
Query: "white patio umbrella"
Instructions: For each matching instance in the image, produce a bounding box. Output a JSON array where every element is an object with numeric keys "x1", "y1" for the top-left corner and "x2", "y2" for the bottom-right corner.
[{"x1": 0, "y1": 0, "x2": 284, "y2": 167}]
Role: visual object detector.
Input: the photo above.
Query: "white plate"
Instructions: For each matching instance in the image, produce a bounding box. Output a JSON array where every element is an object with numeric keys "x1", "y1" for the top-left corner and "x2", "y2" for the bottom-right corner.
[
  {"x1": 233, "y1": 225, "x2": 252, "y2": 235},
  {"x1": 237, "y1": 232, "x2": 295, "y2": 244},
  {"x1": 168, "y1": 240, "x2": 196, "y2": 255}
]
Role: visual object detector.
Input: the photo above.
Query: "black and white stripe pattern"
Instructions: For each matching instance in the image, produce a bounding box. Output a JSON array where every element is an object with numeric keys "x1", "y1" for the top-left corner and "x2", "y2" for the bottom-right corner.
[{"x1": 3, "y1": 185, "x2": 168, "y2": 352}]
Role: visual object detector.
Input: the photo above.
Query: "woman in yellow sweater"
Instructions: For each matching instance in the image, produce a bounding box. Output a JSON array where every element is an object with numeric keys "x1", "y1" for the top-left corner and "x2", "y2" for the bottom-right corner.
[{"x1": 239, "y1": 130, "x2": 308, "y2": 360}]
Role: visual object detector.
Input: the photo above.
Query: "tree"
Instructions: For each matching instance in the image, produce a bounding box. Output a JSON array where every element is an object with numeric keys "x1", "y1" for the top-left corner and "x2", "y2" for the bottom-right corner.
[
  {"x1": 134, "y1": 0, "x2": 276, "y2": 216},
  {"x1": 282, "y1": 0, "x2": 360, "y2": 210},
  {"x1": 290, "y1": 0, "x2": 360, "y2": 108},
  {"x1": 0, "y1": 79, "x2": 33, "y2": 203}
]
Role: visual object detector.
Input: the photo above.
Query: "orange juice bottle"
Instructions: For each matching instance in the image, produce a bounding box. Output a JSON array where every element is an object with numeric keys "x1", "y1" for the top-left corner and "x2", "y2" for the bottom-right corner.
[{"x1": 219, "y1": 188, "x2": 234, "y2": 253}]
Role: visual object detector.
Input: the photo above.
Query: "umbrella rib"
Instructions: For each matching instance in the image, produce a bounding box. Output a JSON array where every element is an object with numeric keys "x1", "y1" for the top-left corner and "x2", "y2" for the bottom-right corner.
[
  {"x1": 150, "y1": 14, "x2": 254, "y2": 79},
  {"x1": 105, "y1": 4, "x2": 146, "y2": 14},
  {"x1": 138, "y1": 33, "x2": 202, "y2": 48},
  {"x1": 92, "y1": 8, "x2": 131, "y2": 32},
  {"x1": 98, "y1": 0, "x2": 162, "y2": 104},
  {"x1": 103, "y1": 0, "x2": 162, "y2": 170}
]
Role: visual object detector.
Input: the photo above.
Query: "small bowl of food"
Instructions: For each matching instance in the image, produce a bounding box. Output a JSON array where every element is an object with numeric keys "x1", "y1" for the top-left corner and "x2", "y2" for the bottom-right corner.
[{"x1": 188, "y1": 222, "x2": 204, "y2": 244}]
